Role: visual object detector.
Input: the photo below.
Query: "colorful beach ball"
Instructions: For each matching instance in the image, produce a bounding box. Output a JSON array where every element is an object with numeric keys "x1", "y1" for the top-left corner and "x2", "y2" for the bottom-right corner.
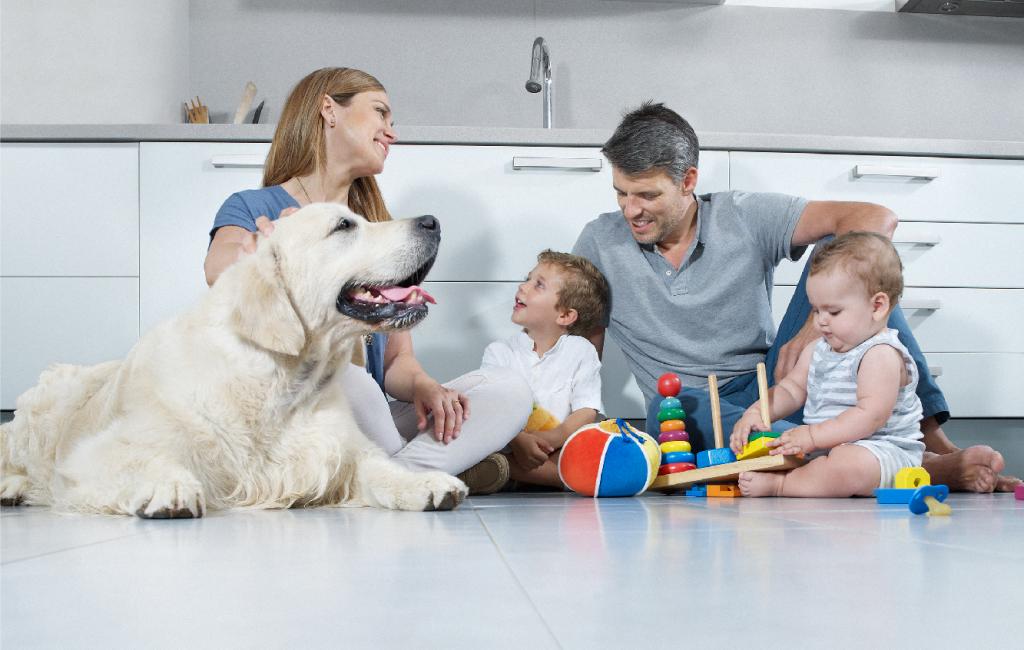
[{"x1": 558, "y1": 419, "x2": 661, "y2": 497}]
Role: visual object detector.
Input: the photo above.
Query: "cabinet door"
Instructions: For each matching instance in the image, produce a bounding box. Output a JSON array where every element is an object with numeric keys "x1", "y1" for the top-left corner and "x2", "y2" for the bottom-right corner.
[
  {"x1": 773, "y1": 222, "x2": 1024, "y2": 288},
  {"x1": 415, "y1": 282, "x2": 645, "y2": 419},
  {"x1": 1, "y1": 143, "x2": 139, "y2": 276},
  {"x1": 1, "y1": 278, "x2": 139, "y2": 408},
  {"x1": 730, "y1": 151, "x2": 1024, "y2": 224},
  {"x1": 139, "y1": 142, "x2": 269, "y2": 333},
  {"x1": 924, "y1": 353, "x2": 1024, "y2": 418},
  {"x1": 378, "y1": 146, "x2": 730, "y2": 281}
]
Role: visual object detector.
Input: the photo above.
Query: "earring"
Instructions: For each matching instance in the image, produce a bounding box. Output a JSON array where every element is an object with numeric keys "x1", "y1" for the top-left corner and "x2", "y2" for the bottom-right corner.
[{"x1": 329, "y1": 120, "x2": 336, "y2": 128}]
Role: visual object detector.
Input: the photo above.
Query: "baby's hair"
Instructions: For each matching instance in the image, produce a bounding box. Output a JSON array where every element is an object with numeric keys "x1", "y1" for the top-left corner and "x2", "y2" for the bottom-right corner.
[
  {"x1": 809, "y1": 232, "x2": 904, "y2": 306},
  {"x1": 536, "y1": 250, "x2": 610, "y2": 337}
]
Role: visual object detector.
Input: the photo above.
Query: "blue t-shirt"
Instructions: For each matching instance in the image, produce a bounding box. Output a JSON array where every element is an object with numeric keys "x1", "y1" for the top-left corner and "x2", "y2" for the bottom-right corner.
[{"x1": 211, "y1": 186, "x2": 387, "y2": 392}]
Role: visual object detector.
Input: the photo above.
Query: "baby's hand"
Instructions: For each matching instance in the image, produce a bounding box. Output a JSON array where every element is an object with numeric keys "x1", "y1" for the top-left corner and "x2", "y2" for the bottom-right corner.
[
  {"x1": 510, "y1": 432, "x2": 554, "y2": 471},
  {"x1": 768, "y1": 425, "x2": 815, "y2": 456},
  {"x1": 730, "y1": 408, "x2": 768, "y2": 454}
]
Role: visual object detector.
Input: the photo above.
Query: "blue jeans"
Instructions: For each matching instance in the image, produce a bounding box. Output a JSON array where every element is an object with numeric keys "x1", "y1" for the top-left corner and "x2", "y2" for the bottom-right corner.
[{"x1": 645, "y1": 244, "x2": 950, "y2": 453}]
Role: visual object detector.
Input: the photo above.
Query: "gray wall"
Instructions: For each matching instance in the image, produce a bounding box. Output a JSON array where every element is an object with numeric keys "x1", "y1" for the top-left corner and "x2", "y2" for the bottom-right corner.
[{"x1": 188, "y1": 0, "x2": 1024, "y2": 140}]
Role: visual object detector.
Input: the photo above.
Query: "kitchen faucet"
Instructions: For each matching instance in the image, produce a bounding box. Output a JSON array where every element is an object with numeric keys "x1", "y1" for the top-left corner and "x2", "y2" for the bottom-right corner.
[{"x1": 525, "y1": 37, "x2": 552, "y2": 129}]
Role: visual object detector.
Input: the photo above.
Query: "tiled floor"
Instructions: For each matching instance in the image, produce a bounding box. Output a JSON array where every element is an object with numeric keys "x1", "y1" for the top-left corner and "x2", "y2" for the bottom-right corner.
[{"x1": 2, "y1": 492, "x2": 1022, "y2": 649}]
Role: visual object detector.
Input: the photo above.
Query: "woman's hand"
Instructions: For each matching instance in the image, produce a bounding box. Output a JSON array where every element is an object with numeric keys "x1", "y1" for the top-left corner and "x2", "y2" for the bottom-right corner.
[
  {"x1": 412, "y1": 374, "x2": 471, "y2": 444},
  {"x1": 768, "y1": 425, "x2": 816, "y2": 456},
  {"x1": 510, "y1": 432, "x2": 554, "y2": 471},
  {"x1": 238, "y1": 208, "x2": 298, "y2": 258},
  {"x1": 730, "y1": 407, "x2": 769, "y2": 454}
]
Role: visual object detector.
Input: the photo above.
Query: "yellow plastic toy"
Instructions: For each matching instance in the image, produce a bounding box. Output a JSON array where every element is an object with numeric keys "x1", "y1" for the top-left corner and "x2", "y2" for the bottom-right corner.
[
  {"x1": 525, "y1": 404, "x2": 559, "y2": 432},
  {"x1": 894, "y1": 467, "x2": 931, "y2": 490},
  {"x1": 736, "y1": 436, "x2": 772, "y2": 461}
]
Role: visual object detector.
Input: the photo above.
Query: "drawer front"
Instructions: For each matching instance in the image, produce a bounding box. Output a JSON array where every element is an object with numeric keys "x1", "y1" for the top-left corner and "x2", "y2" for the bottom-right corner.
[
  {"x1": 774, "y1": 222, "x2": 1024, "y2": 288},
  {"x1": 1, "y1": 143, "x2": 139, "y2": 276},
  {"x1": 730, "y1": 151, "x2": 1024, "y2": 225},
  {"x1": 414, "y1": 282, "x2": 646, "y2": 419},
  {"x1": 924, "y1": 353, "x2": 1024, "y2": 418},
  {"x1": 772, "y1": 287, "x2": 1024, "y2": 353},
  {"x1": 139, "y1": 142, "x2": 269, "y2": 332},
  {"x1": 1, "y1": 278, "x2": 139, "y2": 409},
  {"x1": 379, "y1": 146, "x2": 730, "y2": 281}
]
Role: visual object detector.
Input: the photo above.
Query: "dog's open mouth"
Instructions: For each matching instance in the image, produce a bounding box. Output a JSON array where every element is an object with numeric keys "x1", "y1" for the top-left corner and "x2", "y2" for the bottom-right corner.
[{"x1": 336, "y1": 254, "x2": 437, "y2": 328}]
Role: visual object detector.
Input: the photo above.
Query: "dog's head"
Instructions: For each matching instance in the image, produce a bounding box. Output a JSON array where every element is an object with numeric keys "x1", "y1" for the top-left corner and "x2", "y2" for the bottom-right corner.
[{"x1": 227, "y1": 203, "x2": 440, "y2": 356}]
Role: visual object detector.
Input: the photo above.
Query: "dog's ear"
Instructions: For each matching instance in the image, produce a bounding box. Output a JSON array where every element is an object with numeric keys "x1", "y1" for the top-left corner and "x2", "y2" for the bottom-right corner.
[{"x1": 230, "y1": 244, "x2": 306, "y2": 356}]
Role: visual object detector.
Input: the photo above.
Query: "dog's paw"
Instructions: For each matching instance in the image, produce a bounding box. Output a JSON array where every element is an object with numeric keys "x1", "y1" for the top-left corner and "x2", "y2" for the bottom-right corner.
[
  {"x1": 132, "y1": 479, "x2": 206, "y2": 519},
  {"x1": 371, "y1": 471, "x2": 467, "y2": 512},
  {"x1": 0, "y1": 474, "x2": 29, "y2": 506}
]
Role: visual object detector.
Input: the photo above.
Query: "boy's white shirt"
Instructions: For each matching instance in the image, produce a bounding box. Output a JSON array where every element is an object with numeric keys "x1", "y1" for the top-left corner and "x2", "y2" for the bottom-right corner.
[{"x1": 481, "y1": 331, "x2": 603, "y2": 422}]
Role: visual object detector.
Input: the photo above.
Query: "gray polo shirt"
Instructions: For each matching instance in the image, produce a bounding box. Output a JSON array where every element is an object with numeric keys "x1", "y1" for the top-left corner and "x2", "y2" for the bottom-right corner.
[{"x1": 572, "y1": 191, "x2": 808, "y2": 405}]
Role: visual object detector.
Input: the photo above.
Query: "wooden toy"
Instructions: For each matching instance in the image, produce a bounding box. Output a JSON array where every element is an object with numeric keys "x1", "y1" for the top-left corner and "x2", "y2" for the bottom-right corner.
[
  {"x1": 694, "y1": 375, "x2": 737, "y2": 468},
  {"x1": 908, "y1": 484, "x2": 951, "y2": 516},
  {"x1": 707, "y1": 483, "x2": 741, "y2": 498},
  {"x1": 559, "y1": 419, "x2": 661, "y2": 497},
  {"x1": 658, "y1": 373, "x2": 682, "y2": 398},
  {"x1": 894, "y1": 467, "x2": 931, "y2": 490},
  {"x1": 737, "y1": 363, "x2": 781, "y2": 461},
  {"x1": 685, "y1": 485, "x2": 707, "y2": 497},
  {"x1": 1016, "y1": 484, "x2": 1024, "y2": 501},
  {"x1": 658, "y1": 431, "x2": 689, "y2": 443},
  {"x1": 650, "y1": 453, "x2": 803, "y2": 491}
]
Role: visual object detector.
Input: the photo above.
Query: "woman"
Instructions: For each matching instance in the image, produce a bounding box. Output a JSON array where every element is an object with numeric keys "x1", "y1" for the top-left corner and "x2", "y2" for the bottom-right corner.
[{"x1": 204, "y1": 67, "x2": 531, "y2": 493}]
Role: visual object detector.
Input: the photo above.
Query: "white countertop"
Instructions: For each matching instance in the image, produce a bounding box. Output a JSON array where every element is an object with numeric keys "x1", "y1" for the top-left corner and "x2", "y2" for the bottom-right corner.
[{"x1": 3, "y1": 124, "x2": 1024, "y2": 159}]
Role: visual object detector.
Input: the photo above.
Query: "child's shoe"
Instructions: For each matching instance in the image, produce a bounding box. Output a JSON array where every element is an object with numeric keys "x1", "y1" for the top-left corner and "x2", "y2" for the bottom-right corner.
[{"x1": 456, "y1": 453, "x2": 510, "y2": 495}]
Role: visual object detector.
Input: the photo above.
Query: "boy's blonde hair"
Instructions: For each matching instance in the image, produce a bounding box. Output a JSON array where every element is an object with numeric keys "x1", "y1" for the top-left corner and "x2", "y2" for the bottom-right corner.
[
  {"x1": 537, "y1": 250, "x2": 610, "y2": 337},
  {"x1": 809, "y1": 232, "x2": 904, "y2": 307}
]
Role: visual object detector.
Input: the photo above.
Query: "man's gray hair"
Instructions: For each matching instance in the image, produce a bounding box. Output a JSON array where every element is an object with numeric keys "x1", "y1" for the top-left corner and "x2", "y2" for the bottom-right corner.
[{"x1": 601, "y1": 101, "x2": 699, "y2": 183}]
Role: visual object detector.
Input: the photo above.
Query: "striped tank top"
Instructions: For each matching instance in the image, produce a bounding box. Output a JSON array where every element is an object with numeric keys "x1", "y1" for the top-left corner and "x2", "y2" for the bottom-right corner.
[{"x1": 804, "y1": 328, "x2": 924, "y2": 449}]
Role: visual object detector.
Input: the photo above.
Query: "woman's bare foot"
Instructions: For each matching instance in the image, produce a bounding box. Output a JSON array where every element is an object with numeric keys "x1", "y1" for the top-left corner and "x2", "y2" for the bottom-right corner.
[
  {"x1": 922, "y1": 446, "x2": 1020, "y2": 493},
  {"x1": 738, "y1": 471, "x2": 785, "y2": 497}
]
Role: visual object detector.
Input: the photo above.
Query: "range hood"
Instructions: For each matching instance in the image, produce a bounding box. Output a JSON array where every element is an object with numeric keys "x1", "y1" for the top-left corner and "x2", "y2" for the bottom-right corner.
[{"x1": 897, "y1": 0, "x2": 1024, "y2": 17}]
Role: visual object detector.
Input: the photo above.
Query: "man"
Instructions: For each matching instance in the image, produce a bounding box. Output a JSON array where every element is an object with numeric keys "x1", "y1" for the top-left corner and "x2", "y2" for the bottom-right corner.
[{"x1": 573, "y1": 102, "x2": 1018, "y2": 493}]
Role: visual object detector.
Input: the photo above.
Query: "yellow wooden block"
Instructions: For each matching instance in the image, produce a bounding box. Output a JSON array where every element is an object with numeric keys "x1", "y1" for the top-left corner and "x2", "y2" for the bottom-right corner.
[
  {"x1": 707, "y1": 483, "x2": 742, "y2": 498},
  {"x1": 894, "y1": 467, "x2": 931, "y2": 490},
  {"x1": 736, "y1": 436, "x2": 771, "y2": 461},
  {"x1": 660, "y1": 440, "x2": 692, "y2": 454}
]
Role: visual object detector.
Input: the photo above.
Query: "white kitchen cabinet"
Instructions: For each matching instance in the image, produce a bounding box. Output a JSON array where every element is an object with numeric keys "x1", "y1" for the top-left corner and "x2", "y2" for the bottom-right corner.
[
  {"x1": 1, "y1": 143, "x2": 139, "y2": 276},
  {"x1": 730, "y1": 151, "x2": 1024, "y2": 224},
  {"x1": 415, "y1": 282, "x2": 645, "y2": 418},
  {"x1": 379, "y1": 146, "x2": 729, "y2": 281},
  {"x1": 1, "y1": 278, "x2": 139, "y2": 408},
  {"x1": 139, "y1": 142, "x2": 269, "y2": 332},
  {"x1": 923, "y1": 353, "x2": 1024, "y2": 418}
]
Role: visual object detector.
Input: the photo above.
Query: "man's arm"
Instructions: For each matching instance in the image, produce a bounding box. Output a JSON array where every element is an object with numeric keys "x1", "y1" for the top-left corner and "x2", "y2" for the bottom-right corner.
[{"x1": 775, "y1": 201, "x2": 898, "y2": 380}]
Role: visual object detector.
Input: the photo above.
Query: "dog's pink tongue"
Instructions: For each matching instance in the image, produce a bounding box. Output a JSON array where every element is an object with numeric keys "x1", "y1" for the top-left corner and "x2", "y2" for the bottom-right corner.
[{"x1": 379, "y1": 285, "x2": 436, "y2": 304}]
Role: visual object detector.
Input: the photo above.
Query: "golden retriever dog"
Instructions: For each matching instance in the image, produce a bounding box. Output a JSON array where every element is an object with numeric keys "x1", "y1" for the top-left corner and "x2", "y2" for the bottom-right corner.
[{"x1": 0, "y1": 204, "x2": 467, "y2": 517}]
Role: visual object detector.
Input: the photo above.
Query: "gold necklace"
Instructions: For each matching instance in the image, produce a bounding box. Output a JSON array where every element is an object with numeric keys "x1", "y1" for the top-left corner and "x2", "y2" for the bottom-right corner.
[{"x1": 296, "y1": 176, "x2": 314, "y2": 205}]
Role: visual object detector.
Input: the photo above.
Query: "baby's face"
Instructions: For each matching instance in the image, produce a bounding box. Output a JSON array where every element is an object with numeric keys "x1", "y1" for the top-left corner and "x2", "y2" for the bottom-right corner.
[
  {"x1": 512, "y1": 263, "x2": 567, "y2": 332},
  {"x1": 807, "y1": 269, "x2": 888, "y2": 353}
]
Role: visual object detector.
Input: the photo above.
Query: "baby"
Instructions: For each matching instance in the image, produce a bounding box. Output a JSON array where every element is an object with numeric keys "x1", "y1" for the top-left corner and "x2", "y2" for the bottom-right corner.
[
  {"x1": 480, "y1": 250, "x2": 610, "y2": 489},
  {"x1": 730, "y1": 232, "x2": 925, "y2": 497}
]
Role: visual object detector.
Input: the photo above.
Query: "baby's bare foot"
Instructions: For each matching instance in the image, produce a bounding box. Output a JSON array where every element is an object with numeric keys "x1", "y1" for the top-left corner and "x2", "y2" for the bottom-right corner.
[{"x1": 738, "y1": 471, "x2": 784, "y2": 497}]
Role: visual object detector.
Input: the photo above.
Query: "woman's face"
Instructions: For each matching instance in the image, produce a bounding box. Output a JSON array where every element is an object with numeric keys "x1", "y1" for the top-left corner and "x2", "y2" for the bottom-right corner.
[{"x1": 325, "y1": 90, "x2": 396, "y2": 177}]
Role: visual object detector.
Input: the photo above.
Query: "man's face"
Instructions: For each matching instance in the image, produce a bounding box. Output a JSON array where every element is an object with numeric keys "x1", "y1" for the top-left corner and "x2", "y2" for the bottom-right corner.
[{"x1": 612, "y1": 167, "x2": 695, "y2": 246}]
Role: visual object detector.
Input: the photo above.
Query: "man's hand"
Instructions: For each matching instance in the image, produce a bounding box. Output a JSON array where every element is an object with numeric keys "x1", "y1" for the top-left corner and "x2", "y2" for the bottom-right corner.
[
  {"x1": 768, "y1": 425, "x2": 816, "y2": 456},
  {"x1": 730, "y1": 407, "x2": 769, "y2": 454},
  {"x1": 510, "y1": 432, "x2": 555, "y2": 471},
  {"x1": 412, "y1": 375, "x2": 470, "y2": 444},
  {"x1": 775, "y1": 316, "x2": 819, "y2": 382}
]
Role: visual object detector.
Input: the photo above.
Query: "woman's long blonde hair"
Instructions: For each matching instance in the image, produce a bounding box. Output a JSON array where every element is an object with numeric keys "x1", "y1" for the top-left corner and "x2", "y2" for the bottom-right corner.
[{"x1": 263, "y1": 67, "x2": 391, "y2": 222}]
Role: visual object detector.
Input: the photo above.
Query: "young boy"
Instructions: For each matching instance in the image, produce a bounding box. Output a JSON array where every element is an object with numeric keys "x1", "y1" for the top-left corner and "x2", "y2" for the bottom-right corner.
[
  {"x1": 730, "y1": 232, "x2": 925, "y2": 497},
  {"x1": 480, "y1": 250, "x2": 611, "y2": 489}
]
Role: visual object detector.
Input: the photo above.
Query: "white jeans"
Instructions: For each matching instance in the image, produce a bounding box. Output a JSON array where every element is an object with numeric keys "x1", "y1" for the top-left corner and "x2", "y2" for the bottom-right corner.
[{"x1": 340, "y1": 363, "x2": 532, "y2": 475}]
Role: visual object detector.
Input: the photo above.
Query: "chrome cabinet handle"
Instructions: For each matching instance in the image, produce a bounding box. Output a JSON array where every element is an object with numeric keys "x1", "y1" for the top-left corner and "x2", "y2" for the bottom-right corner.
[
  {"x1": 512, "y1": 156, "x2": 603, "y2": 171},
  {"x1": 210, "y1": 155, "x2": 266, "y2": 168},
  {"x1": 901, "y1": 299, "x2": 941, "y2": 310},
  {"x1": 893, "y1": 233, "x2": 941, "y2": 246},
  {"x1": 853, "y1": 164, "x2": 940, "y2": 180}
]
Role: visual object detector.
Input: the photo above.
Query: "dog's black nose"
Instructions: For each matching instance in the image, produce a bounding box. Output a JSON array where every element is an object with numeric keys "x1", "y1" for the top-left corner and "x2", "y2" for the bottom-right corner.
[{"x1": 415, "y1": 215, "x2": 439, "y2": 232}]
